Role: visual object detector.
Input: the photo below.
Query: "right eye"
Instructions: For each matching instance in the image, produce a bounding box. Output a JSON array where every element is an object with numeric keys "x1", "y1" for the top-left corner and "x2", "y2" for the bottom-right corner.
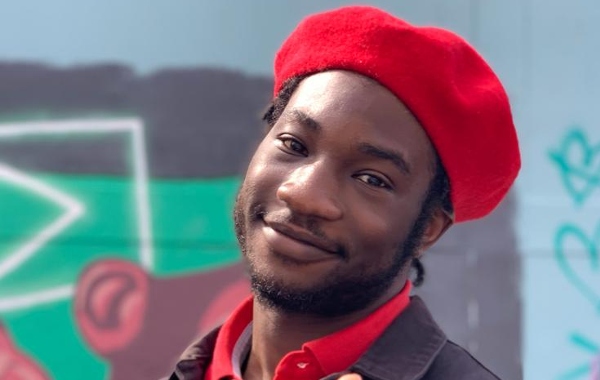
[
  {"x1": 354, "y1": 173, "x2": 392, "y2": 190},
  {"x1": 276, "y1": 135, "x2": 308, "y2": 156}
]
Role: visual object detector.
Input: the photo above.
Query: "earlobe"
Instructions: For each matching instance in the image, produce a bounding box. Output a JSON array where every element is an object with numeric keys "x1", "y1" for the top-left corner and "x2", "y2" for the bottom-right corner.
[{"x1": 417, "y1": 209, "x2": 453, "y2": 256}]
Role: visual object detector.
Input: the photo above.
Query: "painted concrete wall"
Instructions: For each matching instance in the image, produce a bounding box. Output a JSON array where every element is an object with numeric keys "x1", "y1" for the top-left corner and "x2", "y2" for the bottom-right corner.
[{"x1": 0, "y1": 1, "x2": 597, "y2": 379}]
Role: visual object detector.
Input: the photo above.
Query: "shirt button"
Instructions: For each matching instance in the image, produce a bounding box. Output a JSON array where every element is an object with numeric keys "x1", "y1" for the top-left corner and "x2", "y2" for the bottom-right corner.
[{"x1": 296, "y1": 362, "x2": 309, "y2": 369}]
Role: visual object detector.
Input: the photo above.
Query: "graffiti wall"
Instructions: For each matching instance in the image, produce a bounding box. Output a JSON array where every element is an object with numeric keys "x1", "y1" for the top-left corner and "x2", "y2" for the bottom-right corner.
[
  {"x1": 0, "y1": 64, "x2": 268, "y2": 379},
  {"x1": 0, "y1": 1, "x2": 597, "y2": 379},
  {"x1": 513, "y1": 1, "x2": 600, "y2": 379}
]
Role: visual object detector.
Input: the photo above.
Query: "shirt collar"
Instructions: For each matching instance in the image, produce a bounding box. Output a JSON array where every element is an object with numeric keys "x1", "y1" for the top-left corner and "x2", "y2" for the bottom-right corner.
[
  {"x1": 209, "y1": 295, "x2": 254, "y2": 379},
  {"x1": 210, "y1": 282, "x2": 412, "y2": 379},
  {"x1": 303, "y1": 281, "x2": 412, "y2": 375}
]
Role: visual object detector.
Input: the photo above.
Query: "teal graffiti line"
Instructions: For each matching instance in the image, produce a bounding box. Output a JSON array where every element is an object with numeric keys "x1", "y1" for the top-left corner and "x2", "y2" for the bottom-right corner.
[
  {"x1": 571, "y1": 333, "x2": 600, "y2": 354},
  {"x1": 549, "y1": 128, "x2": 600, "y2": 206},
  {"x1": 558, "y1": 333, "x2": 600, "y2": 380},
  {"x1": 554, "y1": 223, "x2": 600, "y2": 312},
  {"x1": 558, "y1": 364, "x2": 592, "y2": 380}
]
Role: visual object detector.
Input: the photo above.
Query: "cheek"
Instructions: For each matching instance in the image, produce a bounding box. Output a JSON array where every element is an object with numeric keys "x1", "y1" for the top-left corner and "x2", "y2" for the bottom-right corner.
[
  {"x1": 346, "y1": 200, "x2": 419, "y2": 257},
  {"x1": 245, "y1": 161, "x2": 269, "y2": 188},
  {"x1": 244, "y1": 147, "x2": 291, "y2": 199},
  {"x1": 238, "y1": 158, "x2": 272, "y2": 212},
  {"x1": 356, "y1": 215, "x2": 401, "y2": 253},
  {"x1": 244, "y1": 139, "x2": 278, "y2": 184}
]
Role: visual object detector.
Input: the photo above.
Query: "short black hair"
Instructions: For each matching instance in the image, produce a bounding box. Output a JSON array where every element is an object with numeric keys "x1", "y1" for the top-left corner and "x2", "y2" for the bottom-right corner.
[{"x1": 262, "y1": 75, "x2": 453, "y2": 286}]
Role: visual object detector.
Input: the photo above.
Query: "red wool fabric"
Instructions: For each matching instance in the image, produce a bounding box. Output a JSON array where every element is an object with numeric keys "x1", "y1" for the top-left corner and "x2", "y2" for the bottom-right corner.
[
  {"x1": 205, "y1": 282, "x2": 412, "y2": 380},
  {"x1": 274, "y1": 6, "x2": 521, "y2": 222}
]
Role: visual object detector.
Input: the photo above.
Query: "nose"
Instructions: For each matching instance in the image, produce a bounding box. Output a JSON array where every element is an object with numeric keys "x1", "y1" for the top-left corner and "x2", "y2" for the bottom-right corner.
[{"x1": 276, "y1": 164, "x2": 343, "y2": 221}]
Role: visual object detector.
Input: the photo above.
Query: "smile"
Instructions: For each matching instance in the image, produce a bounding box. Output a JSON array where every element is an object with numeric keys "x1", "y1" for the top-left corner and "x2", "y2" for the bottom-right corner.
[{"x1": 261, "y1": 220, "x2": 341, "y2": 263}]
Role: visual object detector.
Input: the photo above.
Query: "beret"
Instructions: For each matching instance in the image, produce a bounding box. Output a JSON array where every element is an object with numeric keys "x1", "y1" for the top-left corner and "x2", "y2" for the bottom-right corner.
[{"x1": 274, "y1": 6, "x2": 521, "y2": 222}]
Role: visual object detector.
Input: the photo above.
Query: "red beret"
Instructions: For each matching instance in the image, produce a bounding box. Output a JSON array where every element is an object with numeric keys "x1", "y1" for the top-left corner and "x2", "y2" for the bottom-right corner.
[{"x1": 274, "y1": 6, "x2": 521, "y2": 222}]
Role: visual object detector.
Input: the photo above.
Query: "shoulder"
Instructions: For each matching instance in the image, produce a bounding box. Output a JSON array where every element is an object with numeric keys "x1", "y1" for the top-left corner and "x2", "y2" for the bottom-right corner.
[
  {"x1": 167, "y1": 327, "x2": 221, "y2": 380},
  {"x1": 351, "y1": 296, "x2": 501, "y2": 380},
  {"x1": 423, "y1": 340, "x2": 500, "y2": 380}
]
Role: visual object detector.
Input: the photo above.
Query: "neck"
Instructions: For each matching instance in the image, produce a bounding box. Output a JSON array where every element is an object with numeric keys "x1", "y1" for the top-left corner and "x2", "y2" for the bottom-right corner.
[{"x1": 243, "y1": 276, "x2": 407, "y2": 380}]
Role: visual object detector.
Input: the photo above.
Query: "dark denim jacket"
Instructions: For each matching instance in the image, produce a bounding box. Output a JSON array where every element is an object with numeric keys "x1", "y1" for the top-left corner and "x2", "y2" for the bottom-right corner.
[{"x1": 168, "y1": 296, "x2": 500, "y2": 380}]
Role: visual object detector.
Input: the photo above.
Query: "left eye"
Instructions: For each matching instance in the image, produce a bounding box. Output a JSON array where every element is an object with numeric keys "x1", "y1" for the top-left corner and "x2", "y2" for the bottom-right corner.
[{"x1": 354, "y1": 174, "x2": 391, "y2": 189}]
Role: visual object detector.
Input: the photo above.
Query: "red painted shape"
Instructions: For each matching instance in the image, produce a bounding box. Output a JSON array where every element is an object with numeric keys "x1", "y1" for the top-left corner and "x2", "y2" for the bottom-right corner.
[
  {"x1": 198, "y1": 278, "x2": 251, "y2": 336},
  {"x1": 0, "y1": 325, "x2": 49, "y2": 380},
  {"x1": 74, "y1": 259, "x2": 149, "y2": 355}
]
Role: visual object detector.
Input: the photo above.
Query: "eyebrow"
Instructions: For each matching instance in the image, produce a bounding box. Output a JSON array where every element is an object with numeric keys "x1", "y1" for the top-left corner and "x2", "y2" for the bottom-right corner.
[
  {"x1": 358, "y1": 143, "x2": 411, "y2": 176},
  {"x1": 287, "y1": 109, "x2": 321, "y2": 131}
]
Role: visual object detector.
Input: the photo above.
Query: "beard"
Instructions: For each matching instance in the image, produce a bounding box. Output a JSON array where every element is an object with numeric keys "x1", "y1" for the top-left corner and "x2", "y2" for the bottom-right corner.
[{"x1": 233, "y1": 188, "x2": 431, "y2": 318}]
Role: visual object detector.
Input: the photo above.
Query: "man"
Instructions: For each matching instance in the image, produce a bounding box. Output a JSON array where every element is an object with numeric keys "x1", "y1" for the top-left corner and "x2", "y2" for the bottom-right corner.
[{"x1": 168, "y1": 5, "x2": 520, "y2": 380}]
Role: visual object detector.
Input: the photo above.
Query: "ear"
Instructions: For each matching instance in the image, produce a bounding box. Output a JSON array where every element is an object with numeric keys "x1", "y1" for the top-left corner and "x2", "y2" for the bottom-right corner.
[
  {"x1": 416, "y1": 207, "x2": 453, "y2": 257},
  {"x1": 74, "y1": 259, "x2": 149, "y2": 355}
]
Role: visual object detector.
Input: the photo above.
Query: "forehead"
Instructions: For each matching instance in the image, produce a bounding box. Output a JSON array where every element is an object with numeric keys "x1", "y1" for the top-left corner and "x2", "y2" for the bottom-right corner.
[{"x1": 282, "y1": 70, "x2": 436, "y2": 173}]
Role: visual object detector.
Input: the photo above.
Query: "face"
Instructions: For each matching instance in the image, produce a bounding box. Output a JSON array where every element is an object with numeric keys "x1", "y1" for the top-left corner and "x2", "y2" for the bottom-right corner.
[{"x1": 234, "y1": 71, "x2": 438, "y2": 317}]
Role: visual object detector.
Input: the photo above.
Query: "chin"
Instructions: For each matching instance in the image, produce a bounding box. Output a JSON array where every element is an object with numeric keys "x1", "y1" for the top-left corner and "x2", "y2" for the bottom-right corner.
[
  {"x1": 249, "y1": 267, "x2": 364, "y2": 317},
  {"x1": 256, "y1": 252, "x2": 340, "y2": 289}
]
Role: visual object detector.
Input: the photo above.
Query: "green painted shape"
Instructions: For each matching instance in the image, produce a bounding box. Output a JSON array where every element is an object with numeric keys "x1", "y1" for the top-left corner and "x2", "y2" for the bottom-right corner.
[
  {"x1": 2, "y1": 300, "x2": 107, "y2": 380},
  {"x1": 0, "y1": 173, "x2": 242, "y2": 380},
  {"x1": 0, "y1": 174, "x2": 140, "y2": 296},
  {"x1": 0, "y1": 173, "x2": 242, "y2": 294},
  {"x1": 0, "y1": 177, "x2": 62, "y2": 259},
  {"x1": 151, "y1": 176, "x2": 242, "y2": 276}
]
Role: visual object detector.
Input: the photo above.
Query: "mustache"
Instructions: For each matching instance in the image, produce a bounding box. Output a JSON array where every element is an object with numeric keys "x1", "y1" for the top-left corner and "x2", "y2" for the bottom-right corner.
[{"x1": 258, "y1": 208, "x2": 348, "y2": 260}]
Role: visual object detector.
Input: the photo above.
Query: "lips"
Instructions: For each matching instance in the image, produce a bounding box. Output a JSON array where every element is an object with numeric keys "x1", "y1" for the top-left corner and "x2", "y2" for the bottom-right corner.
[{"x1": 261, "y1": 219, "x2": 342, "y2": 262}]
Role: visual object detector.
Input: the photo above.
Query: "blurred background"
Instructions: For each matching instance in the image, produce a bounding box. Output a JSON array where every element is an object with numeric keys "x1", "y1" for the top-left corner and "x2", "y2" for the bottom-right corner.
[{"x1": 0, "y1": 1, "x2": 598, "y2": 379}]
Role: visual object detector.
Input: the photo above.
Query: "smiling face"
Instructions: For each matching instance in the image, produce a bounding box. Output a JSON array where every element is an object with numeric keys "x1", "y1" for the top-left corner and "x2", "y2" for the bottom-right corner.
[{"x1": 234, "y1": 70, "x2": 443, "y2": 317}]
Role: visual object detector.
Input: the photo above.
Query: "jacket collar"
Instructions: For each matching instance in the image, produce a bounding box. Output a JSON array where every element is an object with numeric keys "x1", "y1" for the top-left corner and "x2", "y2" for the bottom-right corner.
[
  {"x1": 347, "y1": 296, "x2": 447, "y2": 380},
  {"x1": 172, "y1": 327, "x2": 221, "y2": 380},
  {"x1": 172, "y1": 296, "x2": 446, "y2": 380}
]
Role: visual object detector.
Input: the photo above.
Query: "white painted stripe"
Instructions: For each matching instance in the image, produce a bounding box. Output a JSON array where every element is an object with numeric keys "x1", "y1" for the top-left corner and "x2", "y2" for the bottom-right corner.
[
  {"x1": 0, "y1": 285, "x2": 74, "y2": 313},
  {"x1": 0, "y1": 118, "x2": 154, "y2": 311},
  {"x1": 0, "y1": 119, "x2": 139, "y2": 137},
  {"x1": 0, "y1": 163, "x2": 84, "y2": 279},
  {"x1": 131, "y1": 121, "x2": 154, "y2": 271}
]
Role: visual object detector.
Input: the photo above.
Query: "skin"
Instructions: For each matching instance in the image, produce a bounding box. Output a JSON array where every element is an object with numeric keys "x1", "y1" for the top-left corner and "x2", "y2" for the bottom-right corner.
[
  {"x1": 235, "y1": 70, "x2": 452, "y2": 380},
  {"x1": 339, "y1": 375, "x2": 362, "y2": 380}
]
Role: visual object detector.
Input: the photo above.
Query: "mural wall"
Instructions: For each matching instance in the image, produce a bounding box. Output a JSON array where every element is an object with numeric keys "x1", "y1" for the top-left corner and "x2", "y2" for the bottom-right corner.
[
  {"x1": 0, "y1": 1, "x2": 597, "y2": 379},
  {"x1": 0, "y1": 65, "x2": 268, "y2": 379},
  {"x1": 513, "y1": 1, "x2": 600, "y2": 379}
]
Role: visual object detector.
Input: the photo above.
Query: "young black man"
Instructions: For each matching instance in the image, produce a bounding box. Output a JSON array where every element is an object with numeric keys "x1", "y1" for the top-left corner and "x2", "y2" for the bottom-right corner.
[{"x1": 167, "y1": 6, "x2": 520, "y2": 380}]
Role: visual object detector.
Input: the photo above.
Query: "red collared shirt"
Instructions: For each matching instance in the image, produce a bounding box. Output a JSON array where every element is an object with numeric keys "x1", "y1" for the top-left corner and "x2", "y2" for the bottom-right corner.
[{"x1": 205, "y1": 282, "x2": 412, "y2": 380}]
